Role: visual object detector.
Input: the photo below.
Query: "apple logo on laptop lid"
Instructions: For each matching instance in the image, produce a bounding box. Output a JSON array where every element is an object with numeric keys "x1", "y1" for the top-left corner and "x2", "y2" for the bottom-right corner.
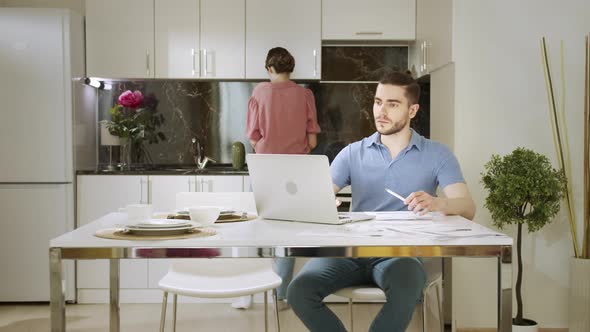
[{"x1": 285, "y1": 180, "x2": 298, "y2": 195}]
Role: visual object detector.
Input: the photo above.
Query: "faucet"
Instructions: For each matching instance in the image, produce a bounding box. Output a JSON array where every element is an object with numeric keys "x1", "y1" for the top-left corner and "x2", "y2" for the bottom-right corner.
[{"x1": 191, "y1": 137, "x2": 216, "y2": 169}]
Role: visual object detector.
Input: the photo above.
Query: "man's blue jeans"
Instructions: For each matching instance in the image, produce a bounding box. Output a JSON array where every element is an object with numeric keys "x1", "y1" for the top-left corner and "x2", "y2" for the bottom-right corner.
[
  {"x1": 287, "y1": 257, "x2": 426, "y2": 332},
  {"x1": 273, "y1": 257, "x2": 295, "y2": 300}
]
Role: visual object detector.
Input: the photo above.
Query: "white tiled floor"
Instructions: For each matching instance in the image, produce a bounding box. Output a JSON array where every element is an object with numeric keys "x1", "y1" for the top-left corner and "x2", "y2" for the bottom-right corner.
[{"x1": 0, "y1": 302, "x2": 433, "y2": 332}]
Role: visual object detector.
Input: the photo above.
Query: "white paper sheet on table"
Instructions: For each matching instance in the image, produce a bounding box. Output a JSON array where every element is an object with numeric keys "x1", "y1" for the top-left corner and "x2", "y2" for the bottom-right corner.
[
  {"x1": 298, "y1": 217, "x2": 508, "y2": 240},
  {"x1": 366, "y1": 211, "x2": 436, "y2": 220}
]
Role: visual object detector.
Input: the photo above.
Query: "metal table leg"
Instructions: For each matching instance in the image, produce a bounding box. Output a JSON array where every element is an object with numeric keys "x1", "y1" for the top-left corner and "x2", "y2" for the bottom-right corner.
[
  {"x1": 50, "y1": 248, "x2": 65, "y2": 332},
  {"x1": 498, "y1": 246, "x2": 513, "y2": 332},
  {"x1": 110, "y1": 259, "x2": 120, "y2": 332}
]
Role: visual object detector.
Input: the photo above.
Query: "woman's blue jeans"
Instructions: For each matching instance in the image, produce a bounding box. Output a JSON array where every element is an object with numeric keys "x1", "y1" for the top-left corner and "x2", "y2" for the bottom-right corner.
[{"x1": 287, "y1": 257, "x2": 426, "y2": 332}]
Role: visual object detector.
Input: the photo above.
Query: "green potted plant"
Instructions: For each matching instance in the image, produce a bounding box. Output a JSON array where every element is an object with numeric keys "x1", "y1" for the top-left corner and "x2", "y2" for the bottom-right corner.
[{"x1": 481, "y1": 147, "x2": 567, "y2": 332}]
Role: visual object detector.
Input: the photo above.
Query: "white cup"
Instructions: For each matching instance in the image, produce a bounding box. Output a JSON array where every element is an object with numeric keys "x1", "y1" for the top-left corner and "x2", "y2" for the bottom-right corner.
[
  {"x1": 126, "y1": 204, "x2": 153, "y2": 222},
  {"x1": 188, "y1": 206, "x2": 221, "y2": 226}
]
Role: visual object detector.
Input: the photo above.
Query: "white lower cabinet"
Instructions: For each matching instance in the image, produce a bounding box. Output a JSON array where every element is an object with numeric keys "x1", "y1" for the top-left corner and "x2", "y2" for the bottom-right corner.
[
  {"x1": 76, "y1": 175, "x2": 149, "y2": 302},
  {"x1": 243, "y1": 176, "x2": 252, "y2": 192},
  {"x1": 76, "y1": 174, "x2": 245, "y2": 303},
  {"x1": 197, "y1": 175, "x2": 243, "y2": 192}
]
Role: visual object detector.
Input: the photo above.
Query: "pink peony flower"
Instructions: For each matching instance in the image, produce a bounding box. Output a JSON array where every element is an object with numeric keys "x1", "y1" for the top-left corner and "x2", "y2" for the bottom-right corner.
[{"x1": 118, "y1": 90, "x2": 144, "y2": 109}]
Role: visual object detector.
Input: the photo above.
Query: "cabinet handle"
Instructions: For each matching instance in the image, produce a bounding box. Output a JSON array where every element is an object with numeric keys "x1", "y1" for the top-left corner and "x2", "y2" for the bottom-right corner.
[
  {"x1": 200, "y1": 178, "x2": 209, "y2": 192},
  {"x1": 146, "y1": 50, "x2": 150, "y2": 77},
  {"x1": 421, "y1": 41, "x2": 427, "y2": 73},
  {"x1": 191, "y1": 48, "x2": 196, "y2": 76},
  {"x1": 190, "y1": 177, "x2": 198, "y2": 192},
  {"x1": 355, "y1": 31, "x2": 383, "y2": 35},
  {"x1": 203, "y1": 49, "x2": 210, "y2": 77},
  {"x1": 425, "y1": 41, "x2": 430, "y2": 72},
  {"x1": 313, "y1": 49, "x2": 317, "y2": 78},
  {"x1": 420, "y1": 41, "x2": 424, "y2": 73},
  {"x1": 147, "y1": 178, "x2": 153, "y2": 204},
  {"x1": 140, "y1": 178, "x2": 147, "y2": 204}
]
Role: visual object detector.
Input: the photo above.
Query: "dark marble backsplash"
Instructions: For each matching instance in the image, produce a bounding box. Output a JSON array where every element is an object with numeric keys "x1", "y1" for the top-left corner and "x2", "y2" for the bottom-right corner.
[
  {"x1": 97, "y1": 46, "x2": 429, "y2": 168},
  {"x1": 322, "y1": 46, "x2": 408, "y2": 81}
]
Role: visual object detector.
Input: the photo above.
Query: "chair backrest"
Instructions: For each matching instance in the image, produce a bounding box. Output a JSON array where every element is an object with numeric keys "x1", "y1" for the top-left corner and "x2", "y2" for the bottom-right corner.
[
  {"x1": 175, "y1": 192, "x2": 257, "y2": 214},
  {"x1": 171, "y1": 192, "x2": 266, "y2": 275}
]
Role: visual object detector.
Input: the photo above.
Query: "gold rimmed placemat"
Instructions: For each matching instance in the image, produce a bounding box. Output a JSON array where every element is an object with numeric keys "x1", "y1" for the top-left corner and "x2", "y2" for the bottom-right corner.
[
  {"x1": 94, "y1": 227, "x2": 216, "y2": 241},
  {"x1": 215, "y1": 214, "x2": 257, "y2": 223}
]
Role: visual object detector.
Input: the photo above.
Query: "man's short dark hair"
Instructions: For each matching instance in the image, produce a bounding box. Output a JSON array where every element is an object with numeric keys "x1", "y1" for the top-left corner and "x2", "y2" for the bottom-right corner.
[
  {"x1": 379, "y1": 71, "x2": 420, "y2": 105},
  {"x1": 265, "y1": 47, "x2": 295, "y2": 74}
]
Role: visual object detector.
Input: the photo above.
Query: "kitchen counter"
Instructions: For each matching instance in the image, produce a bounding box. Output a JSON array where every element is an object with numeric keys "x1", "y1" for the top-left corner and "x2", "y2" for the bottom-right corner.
[{"x1": 77, "y1": 165, "x2": 248, "y2": 176}]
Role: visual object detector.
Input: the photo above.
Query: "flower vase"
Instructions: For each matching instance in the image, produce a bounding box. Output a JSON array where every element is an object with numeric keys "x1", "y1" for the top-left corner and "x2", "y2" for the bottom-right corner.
[{"x1": 119, "y1": 138, "x2": 132, "y2": 170}]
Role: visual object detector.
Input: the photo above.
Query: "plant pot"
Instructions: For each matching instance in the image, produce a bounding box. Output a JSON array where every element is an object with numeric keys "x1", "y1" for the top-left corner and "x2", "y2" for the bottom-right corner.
[
  {"x1": 512, "y1": 319, "x2": 538, "y2": 332},
  {"x1": 569, "y1": 257, "x2": 590, "y2": 332}
]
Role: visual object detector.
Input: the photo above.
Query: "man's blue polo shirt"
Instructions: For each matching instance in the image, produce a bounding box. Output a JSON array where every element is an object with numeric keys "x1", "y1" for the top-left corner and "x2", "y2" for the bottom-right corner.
[{"x1": 331, "y1": 129, "x2": 465, "y2": 212}]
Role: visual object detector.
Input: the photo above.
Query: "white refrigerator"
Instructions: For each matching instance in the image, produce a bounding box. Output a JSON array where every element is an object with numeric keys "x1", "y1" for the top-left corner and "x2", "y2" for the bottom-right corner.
[{"x1": 0, "y1": 8, "x2": 83, "y2": 301}]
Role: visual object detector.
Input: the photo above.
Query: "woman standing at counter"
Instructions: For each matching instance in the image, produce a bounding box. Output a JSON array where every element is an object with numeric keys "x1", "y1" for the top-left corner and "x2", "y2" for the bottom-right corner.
[
  {"x1": 237, "y1": 47, "x2": 321, "y2": 310},
  {"x1": 246, "y1": 47, "x2": 321, "y2": 154}
]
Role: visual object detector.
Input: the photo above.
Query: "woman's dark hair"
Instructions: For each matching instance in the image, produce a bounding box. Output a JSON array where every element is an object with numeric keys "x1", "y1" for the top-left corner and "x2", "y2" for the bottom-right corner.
[
  {"x1": 265, "y1": 47, "x2": 295, "y2": 74},
  {"x1": 379, "y1": 71, "x2": 421, "y2": 105}
]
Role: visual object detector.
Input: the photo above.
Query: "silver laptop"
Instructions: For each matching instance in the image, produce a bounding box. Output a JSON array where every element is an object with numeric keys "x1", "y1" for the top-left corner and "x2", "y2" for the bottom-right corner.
[{"x1": 246, "y1": 154, "x2": 374, "y2": 224}]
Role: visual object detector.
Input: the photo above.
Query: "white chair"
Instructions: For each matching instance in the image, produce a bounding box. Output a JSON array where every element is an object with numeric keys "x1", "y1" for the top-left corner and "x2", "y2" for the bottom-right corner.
[
  {"x1": 333, "y1": 258, "x2": 444, "y2": 332},
  {"x1": 158, "y1": 192, "x2": 282, "y2": 332}
]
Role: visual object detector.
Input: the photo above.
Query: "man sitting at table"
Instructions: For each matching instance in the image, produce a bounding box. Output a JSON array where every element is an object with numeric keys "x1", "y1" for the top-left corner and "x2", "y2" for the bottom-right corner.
[{"x1": 287, "y1": 71, "x2": 476, "y2": 332}]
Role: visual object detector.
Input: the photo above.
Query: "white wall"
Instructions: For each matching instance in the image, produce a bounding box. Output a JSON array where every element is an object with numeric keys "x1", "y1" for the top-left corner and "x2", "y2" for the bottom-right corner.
[
  {"x1": 452, "y1": 0, "x2": 590, "y2": 328},
  {"x1": 0, "y1": 0, "x2": 84, "y2": 14}
]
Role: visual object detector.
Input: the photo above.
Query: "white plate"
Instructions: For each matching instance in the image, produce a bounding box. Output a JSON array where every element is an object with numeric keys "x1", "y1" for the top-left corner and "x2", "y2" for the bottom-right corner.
[
  {"x1": 129, "y1": 219, "x2": 194, "y2": 229},
  {"x1": 126, "y1": 224, "x2": 195, "y2": 231}
]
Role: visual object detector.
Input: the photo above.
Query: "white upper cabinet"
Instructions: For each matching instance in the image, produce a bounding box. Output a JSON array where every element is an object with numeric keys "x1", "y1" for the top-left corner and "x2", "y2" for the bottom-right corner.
[
  {"x1": 245, "y1": 0, "x2": 321, "y2": 80},
  {"x1": 414, "y1": 0, "x2": 452, "y2": 75},
  {"x1": 85, "y1": 0, "x2": 155, "y2": 78},
  {"x1": 155, "y1": 0, "x2": 199, "y2": 78},
  {"x1": 156, "y1": 0, "x2": 245, "y2": 78},
  {"x1": 200, "y1": 0, "x2": 245, "y2": 78},
  {"x1": 322, "y1": 0, "x2": 416, "y2": 41}
]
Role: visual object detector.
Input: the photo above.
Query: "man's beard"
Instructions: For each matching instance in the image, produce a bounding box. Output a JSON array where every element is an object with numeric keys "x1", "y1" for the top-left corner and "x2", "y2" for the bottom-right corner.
[{"x1": 376, "y1": 116, "x2": 408, "y2": 136}]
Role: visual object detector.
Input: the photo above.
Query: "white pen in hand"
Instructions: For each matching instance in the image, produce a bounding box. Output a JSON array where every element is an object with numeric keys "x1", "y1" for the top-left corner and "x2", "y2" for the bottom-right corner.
[{"x1": 385, "y1": 188, "x2": 407, "y2": 204}]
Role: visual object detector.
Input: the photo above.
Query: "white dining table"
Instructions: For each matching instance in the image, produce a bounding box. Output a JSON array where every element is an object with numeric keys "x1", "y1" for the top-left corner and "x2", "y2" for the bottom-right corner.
[{"x1": 49, "y1": 212, "x2": 513, "y2": 332}]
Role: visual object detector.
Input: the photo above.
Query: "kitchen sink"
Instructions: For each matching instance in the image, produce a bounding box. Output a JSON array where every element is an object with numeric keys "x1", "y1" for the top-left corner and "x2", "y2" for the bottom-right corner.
[{"x1": 157, "y1": 164, "x2": 247, "y2": 174}]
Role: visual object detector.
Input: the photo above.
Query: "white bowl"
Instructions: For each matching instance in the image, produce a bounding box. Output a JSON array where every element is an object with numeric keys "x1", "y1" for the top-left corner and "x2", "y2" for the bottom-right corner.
[
  {"x1": 126, "y1": 204, "x2": 153, "y2": 222},
  {"x1": 188, "y1": 206, "x2": 221, "y2": 226}
]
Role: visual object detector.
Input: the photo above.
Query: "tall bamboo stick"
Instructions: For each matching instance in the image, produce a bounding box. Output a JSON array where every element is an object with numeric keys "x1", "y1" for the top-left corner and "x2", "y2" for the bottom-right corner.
[
  {"x1": 541, "y1": 37, "x2": 580, "y2": 258},
  {"x1": 583, "y1": 35, "x2": 589, "y2": 259},
  {"x1": 560, "y1": 41, "x2": 574, "y2": 220}
]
